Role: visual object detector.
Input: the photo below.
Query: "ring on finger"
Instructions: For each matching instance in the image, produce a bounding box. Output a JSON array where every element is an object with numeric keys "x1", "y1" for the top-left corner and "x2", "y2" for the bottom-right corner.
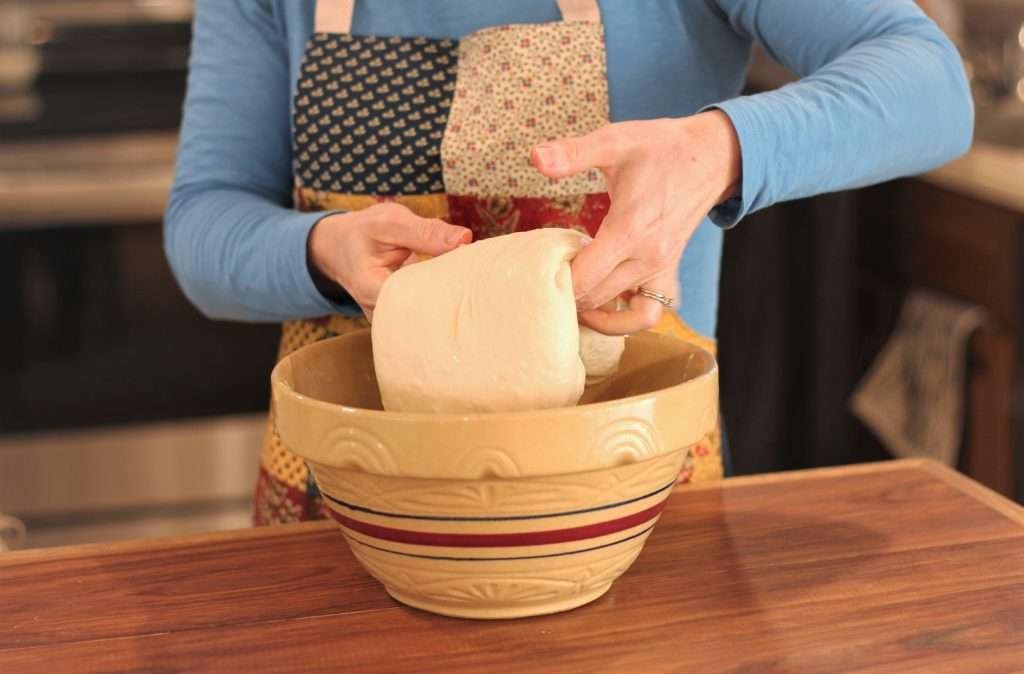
[{"x1": 635, "y1": 286, "x2": 675, "y2": 308}]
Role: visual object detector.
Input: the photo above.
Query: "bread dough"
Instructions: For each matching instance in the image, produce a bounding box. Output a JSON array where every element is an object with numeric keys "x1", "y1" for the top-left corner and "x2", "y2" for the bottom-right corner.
[
  {"x1": 372, "y1": 229, "x2": 625, "y2": 413},
  {"x1": 580, "y1": 325, "x2": 627, "y2": 386}
]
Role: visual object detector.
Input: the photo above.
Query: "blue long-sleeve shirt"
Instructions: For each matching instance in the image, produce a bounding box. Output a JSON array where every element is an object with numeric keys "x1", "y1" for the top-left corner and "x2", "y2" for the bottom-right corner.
[{"x1": 165, "y1": 0, "x2": 973, "y2": 336}]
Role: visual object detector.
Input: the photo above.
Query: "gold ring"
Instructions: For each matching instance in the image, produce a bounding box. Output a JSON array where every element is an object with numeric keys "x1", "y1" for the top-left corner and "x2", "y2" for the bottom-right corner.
[{"x1": 636, "y1": 286, "x2": 674, "y2": 308}]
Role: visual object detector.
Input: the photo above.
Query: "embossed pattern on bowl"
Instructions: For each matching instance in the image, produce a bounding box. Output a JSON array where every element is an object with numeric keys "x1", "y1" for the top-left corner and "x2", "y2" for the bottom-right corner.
[{"x1": 272, "y1": 329, "x2": 717, "y2": 618}]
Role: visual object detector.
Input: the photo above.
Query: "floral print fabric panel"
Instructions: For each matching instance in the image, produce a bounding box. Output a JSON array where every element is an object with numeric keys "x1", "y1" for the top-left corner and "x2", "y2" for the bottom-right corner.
[
  {"x1": 447, "y1": 193, "x2": 609, "y2": 239},
  {"x1": 441, "y1": 23, "x2": 610, "y2": 198}
]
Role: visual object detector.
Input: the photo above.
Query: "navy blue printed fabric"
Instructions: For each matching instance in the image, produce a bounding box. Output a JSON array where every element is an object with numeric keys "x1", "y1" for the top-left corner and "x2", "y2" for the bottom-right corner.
[{"x1": 293, "y1": 34, "x2": 458, "y2": 195}]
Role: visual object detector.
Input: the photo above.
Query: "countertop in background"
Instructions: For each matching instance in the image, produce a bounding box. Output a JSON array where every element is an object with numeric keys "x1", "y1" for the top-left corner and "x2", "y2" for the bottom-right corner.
[
  {"x1": 924, "y1": 142, "x2": 1024, "y2": 213},
  {"x1": 0, "y1": 131, "x2": 177, "y2": 228}
]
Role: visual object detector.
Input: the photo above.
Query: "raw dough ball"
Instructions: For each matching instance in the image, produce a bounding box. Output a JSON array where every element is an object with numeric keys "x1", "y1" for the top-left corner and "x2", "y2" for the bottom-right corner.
[
  {"x1": 372, "y1": 229, "x2": 625, "y2": 413},
  {"x1": 580, "y1": 325, "x2": 626, "y2": 385}
]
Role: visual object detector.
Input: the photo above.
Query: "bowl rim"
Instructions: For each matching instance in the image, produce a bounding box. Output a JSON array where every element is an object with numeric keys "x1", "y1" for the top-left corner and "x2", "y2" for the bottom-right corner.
[{"x1": 271, "y1": 329, "x2": 718, "y2": 423}]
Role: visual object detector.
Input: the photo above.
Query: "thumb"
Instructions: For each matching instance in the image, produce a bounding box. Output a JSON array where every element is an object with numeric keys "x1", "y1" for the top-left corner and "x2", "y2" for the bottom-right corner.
[
  {"x1": 531, "y1": 128, "x2": 616, "y2": 179},
  {"x1": 381, "y1": 216, "x2": 472, "y2": 257}
]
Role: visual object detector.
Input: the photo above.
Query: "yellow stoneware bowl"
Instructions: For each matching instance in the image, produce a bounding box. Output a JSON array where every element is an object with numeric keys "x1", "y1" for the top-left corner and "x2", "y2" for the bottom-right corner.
[{"x1": 271, "y1": 329, "x2": 718, "y2": 619}]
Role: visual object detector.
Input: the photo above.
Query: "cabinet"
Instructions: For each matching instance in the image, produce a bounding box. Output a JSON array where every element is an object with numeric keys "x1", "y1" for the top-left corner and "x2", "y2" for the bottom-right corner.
[
  {"x1": 860, "y1": 179, "x2": 1022, "y2": 499},
  {"x1": 718, "y1": 178, "x2": 1022, "y2": 502}
]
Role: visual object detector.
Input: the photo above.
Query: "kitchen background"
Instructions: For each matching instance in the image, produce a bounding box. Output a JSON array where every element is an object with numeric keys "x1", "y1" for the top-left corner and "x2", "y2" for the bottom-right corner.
[{"x1": 1, "y1": 0, "x2": 1022, "y2": 550}]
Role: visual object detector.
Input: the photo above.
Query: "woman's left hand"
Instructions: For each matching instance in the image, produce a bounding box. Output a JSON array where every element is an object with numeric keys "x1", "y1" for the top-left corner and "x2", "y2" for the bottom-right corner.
[{"x1": 530, "y1": 111, "x2": 741, "y2": 335}]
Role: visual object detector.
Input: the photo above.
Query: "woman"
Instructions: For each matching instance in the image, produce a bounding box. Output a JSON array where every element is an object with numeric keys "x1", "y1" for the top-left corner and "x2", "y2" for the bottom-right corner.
[{"x1": 165, "y1": 0, "x2": 972, "y2": 524}]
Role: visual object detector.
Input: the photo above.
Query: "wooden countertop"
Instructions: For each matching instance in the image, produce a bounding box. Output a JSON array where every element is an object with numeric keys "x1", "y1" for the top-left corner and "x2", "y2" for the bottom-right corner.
[{"x1": 2, "y1": 459, "x2": 1023, "y2": 673}]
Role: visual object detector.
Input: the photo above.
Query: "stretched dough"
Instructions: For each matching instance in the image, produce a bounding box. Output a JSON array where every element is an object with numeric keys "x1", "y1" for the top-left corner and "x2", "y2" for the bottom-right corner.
[
  {"x1": 580, "y1": 325, "x2": 626, "y2": 386},
  {"x1": 372, "y1": 229, "x2": 625, "y2": 413}
]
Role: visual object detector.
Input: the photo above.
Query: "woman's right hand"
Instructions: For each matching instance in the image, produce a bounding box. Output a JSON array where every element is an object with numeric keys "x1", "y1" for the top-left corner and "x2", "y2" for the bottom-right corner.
[{"x1": 308, "y1": 202, "x2": 472, "y2": 317}]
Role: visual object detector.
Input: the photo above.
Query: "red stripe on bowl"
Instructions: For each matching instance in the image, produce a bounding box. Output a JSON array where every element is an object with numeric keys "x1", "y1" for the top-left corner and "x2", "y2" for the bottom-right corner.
[{"x1": 327, "y1": 499, "x2": 668, "y2": 548}]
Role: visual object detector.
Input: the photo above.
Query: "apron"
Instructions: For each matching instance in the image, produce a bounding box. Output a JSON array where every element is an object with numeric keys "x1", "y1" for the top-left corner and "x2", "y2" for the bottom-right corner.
[{"x1": 253, "y1": 0, "x2": 723, "y2": 526}]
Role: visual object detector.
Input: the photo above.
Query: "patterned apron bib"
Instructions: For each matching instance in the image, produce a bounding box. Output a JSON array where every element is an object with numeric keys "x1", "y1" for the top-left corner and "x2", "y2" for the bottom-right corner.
[{"x1": 254, "y1": 0, "x2": 723, "y2": 526}]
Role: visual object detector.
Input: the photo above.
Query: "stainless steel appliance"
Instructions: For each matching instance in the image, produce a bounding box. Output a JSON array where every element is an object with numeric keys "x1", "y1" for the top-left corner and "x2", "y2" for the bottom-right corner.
[{"x1": 0, "y1": 0, "x2": 277, "y2": 547}]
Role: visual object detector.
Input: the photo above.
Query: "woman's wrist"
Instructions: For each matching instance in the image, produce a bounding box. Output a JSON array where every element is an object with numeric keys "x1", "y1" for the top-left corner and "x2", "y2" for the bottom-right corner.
[
  {"x1": 680, "y1": 110, "x2": 742, "y2": 206},
  {"x1": 307, "y1": 213, "x2": 351, "y2": 302}
]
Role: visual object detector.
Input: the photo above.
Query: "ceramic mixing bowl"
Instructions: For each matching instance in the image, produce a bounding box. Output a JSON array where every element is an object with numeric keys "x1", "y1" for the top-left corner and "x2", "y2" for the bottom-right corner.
[{"x1": 271, "y1": 329, "x2": 717, "y2": 619}]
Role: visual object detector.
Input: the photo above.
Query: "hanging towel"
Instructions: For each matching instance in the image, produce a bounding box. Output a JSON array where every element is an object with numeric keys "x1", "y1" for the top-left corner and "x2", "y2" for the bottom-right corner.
[
  {"x1": 0, "y1": 513, "x2": 26, "y2": 552},
  {"x1": 851, "y1": 290, "x2": 986, "y2": 466}
]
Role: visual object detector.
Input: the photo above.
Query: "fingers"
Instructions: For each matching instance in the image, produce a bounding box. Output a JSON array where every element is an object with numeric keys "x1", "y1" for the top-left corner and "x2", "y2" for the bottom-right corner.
[
  {"x1": 345, "y1": 264, "x2": 390, "y2": 318},
  {"x1": 578, "y1": 300, "x2": 661, "y2": 336},
  {"x1": 570, "y1": 235, "x2": 625, "y2": 304},
  {"x1": 578, "y1": 274, "x2": 678, "y2": 335},
  {"x1": 574, "y1": 258, "x2": 651, "y2": 312},
  {"x1": 341, "y1": 204, "x2": 471, "y2": 315},
  {"x1": 531, "y1": 125, "x2": 620, "y2": 179},
  {"x1": 372, "y1": 203, "x2": 472, "y2": 256},
  {"x1": 400, "y1": 250, "x2": 419, "y2": 268},
  {"x1": 572, "y1": 199, "x2": 685, "y2": 310},
  {"x1": 569, "y1": 195, "x2": 641, "y2": 301}
]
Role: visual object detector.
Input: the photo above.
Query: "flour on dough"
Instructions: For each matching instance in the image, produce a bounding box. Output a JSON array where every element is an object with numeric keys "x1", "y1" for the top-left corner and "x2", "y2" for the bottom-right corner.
[{"x1": 372, "y1": 229, "x2": 625, "y2": 413}]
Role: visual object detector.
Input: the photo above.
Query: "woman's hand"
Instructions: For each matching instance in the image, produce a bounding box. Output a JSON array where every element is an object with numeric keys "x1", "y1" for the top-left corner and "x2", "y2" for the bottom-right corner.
[
  {"x1": 308, "y1": 202, "x2": 472, "y2": 317},
  {"x1": 531, "y1": 111, "x2": 741, "y2": 335}
]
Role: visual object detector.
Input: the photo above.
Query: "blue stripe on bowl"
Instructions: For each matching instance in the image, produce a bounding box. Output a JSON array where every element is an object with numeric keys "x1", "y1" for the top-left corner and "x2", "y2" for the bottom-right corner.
[{"x1": 321, "y1": 479, "x2": 676, "y2": 522}]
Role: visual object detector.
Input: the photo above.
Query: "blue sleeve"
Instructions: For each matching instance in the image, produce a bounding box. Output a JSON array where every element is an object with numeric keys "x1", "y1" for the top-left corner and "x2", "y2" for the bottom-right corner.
[
  {"x1": 164, "y1": 0, "x2": 355, "y2": 322},
  {"x1": 706, "y1": 0, "x2": 974, "y2": 227}
]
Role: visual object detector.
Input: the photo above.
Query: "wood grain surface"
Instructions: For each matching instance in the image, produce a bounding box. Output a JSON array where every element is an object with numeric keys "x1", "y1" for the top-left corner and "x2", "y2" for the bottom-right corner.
[{"x1": 2, "y1": 459, "x2": 1022, "y2": 673}]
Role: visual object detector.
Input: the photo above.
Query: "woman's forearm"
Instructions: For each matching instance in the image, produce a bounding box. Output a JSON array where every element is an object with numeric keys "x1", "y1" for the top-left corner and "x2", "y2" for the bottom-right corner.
[
  {"x1": 164, "y1": 185, "x2": 346, "y2": 322},
  {"x1": 708, "y1": 0, "x2": 974, "y2": 226},
  {"x1": 165, "y1": 0, "x2": 354, "y2": 323}
]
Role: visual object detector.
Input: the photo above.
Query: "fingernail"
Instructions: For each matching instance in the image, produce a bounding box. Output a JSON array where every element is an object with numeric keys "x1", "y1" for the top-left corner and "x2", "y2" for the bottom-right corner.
[
  {"x1": 446, "y1": 229, "x2": 468, "y2": 245},
  {"x1": 535, "y1": 143, "x2": 568, "y2": 172}
]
